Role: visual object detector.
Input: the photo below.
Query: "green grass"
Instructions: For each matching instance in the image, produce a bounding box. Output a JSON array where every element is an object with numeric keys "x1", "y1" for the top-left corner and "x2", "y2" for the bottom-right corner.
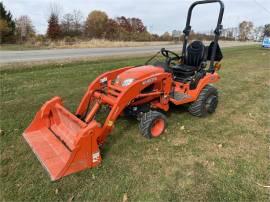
[{"x1": 0, "y1": 45, "x2": 269, "y2": 201}]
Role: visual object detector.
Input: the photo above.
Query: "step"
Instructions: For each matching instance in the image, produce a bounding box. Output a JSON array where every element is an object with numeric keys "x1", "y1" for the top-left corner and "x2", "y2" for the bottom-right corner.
[{"x1": 171, "y1": 92, "x2": 191, "y2": 101}]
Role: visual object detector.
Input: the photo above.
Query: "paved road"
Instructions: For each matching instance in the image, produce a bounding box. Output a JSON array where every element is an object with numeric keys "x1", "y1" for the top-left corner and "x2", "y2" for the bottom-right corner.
[
  {"x1": 0, "y1": 45, "x2": 181, "y2": 64},
  {"x1": 0, "y1": 42, "x2": 256, "y2": 64}
]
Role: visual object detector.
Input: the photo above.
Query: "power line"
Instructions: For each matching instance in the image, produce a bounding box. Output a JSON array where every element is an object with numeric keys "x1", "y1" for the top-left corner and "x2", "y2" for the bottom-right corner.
[{"x1": 253, "y1": 0, "x2": 270, "y2": 15}]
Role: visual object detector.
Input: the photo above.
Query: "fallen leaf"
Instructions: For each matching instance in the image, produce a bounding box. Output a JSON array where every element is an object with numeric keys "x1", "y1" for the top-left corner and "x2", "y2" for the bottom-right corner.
[
  {"x1": 67, "y1": 195, "x2": 74, "y2": 202},
  {"x1": 180, "y1": 126, "x2": 185, "y2": 130},
  {"x1": 218, "y1": 144, "x2": 223, "y2": 149},
  {"x1": 123, "y1": 193, "x2": 128, "y2": 202}
]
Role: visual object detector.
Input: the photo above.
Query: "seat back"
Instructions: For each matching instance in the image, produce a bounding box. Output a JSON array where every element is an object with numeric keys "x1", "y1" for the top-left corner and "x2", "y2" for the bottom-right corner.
[{"x1": 185, "y1": 41, "x2": 206, "y2": 67}]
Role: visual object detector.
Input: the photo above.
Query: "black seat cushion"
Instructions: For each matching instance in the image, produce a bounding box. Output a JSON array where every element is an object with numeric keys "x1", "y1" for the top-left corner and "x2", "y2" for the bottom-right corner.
[
  {"x1": 172, "y1": 64, "x2": 197, "y2": 72},
  {"x1": 172, "y1": 65, "x2": 196, "y2": 79}
]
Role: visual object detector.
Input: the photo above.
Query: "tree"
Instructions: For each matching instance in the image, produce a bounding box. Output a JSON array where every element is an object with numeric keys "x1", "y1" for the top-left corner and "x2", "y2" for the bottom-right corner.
[
  {"x1": 161, "y1": 32, "x2": 172, "y2": 41},
  {"x1": 61, "y1": 10, "x2": 83, "y2": 37},
  {"x1": 47, "y1": 13, "x2": 61, "y2": 40},
  {"x1": 0, "y1": 2, "x2": 15, "y2": 43},
  {"x1": 114, "y1": 16, "x2": 149, "y2": 41},
  {"x1": 85, "y1": 10, "x2": 108, "y2": 38},
  {"x1": 61, "y1": 13, "x2": 74, "y2": 36},
  {"x1": 129, "y1": 18, "x2": 146, "y2": 33},
  {"x1": 105, "y1": 19, "x2": 120, "y2": 40},
  {"x1": 15, "y1": 15, "x2": 35, "y2": 42},
  {"x1": 116, "y1": 16, "x2": 132, "y2": 33},
  {"x1": 239, "y1": 21, "x2": 254, "y2": 41},
  {"x1": 46, "y1": 2, "x2": 62, "y2": 40},
  {"x1": 263, "y1": 24, "x2": 270, "y2": 37},
  {"x1": 72, "y1": 9, "x2": 83, "y2": 36},
  {"x1": 253, "y1": 26, "x2": 264, "y2": 41}
]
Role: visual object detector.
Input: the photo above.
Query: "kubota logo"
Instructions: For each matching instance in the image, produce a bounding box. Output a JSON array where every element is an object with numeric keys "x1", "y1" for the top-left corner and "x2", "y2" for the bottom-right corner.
[{"x1": 142, "y1": 77, "x2": 157, "y2": 85}]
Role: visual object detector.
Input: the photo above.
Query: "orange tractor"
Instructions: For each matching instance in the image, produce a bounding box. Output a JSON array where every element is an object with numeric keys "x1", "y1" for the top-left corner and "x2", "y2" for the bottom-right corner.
[{"x1": 23, "y1": 0, "x2": 225, "y2": 180}]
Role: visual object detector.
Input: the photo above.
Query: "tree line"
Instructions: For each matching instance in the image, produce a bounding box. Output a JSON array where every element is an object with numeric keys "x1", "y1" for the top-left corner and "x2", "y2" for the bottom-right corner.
[{"x1": 1, "y1": 2, "x2": 270, "y2": 45}]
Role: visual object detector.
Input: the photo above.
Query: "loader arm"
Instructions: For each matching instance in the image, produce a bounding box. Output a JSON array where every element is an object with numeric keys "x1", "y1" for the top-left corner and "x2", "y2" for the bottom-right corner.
[{"x1": 76, "y1": 66, "x2": 133, "y2": 118}]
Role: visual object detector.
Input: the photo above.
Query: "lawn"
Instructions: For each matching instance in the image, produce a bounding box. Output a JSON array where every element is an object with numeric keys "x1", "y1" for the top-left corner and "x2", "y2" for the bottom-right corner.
[{"x1": 0, "y1": 46, "x2": 269, "y2": 201}]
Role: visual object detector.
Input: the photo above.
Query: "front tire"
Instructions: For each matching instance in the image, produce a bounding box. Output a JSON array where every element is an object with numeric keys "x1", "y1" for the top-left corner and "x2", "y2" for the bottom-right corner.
[
  {"x1": 188, "y1": 85, "x2": 218, "y2": 117},
  {"x1": 139, "y1": 111, "x2": 167, "y2": 139}
]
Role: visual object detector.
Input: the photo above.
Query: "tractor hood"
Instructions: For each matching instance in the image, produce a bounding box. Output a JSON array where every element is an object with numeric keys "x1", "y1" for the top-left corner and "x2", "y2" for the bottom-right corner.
[{"x1": 116, "y1": 65, "x2": 164, "y2": 82}]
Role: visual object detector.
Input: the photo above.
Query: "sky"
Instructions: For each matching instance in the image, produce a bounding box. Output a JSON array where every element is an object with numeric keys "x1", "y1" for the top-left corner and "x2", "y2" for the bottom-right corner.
[{"x1": 3, "y1": 0, "x2": 270, "y2": 35}]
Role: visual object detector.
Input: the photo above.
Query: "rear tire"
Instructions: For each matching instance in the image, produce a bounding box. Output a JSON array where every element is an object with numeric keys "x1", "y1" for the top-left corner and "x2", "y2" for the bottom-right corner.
[
  {"x1": 139, "y1": 111, "x2": 167, "y2": 139},
  {"x1": 188, "y1": 85, "x2": 218, "y2": 117}
]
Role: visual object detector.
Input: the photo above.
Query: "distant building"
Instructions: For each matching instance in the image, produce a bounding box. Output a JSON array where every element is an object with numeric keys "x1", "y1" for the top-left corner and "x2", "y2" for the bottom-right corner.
[{"x1": 172, "y1": 30, "x2": 181, "y2": 38}]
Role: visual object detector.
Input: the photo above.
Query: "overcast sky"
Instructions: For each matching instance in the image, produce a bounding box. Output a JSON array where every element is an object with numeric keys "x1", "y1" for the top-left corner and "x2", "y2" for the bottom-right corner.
[{"x1": 3, "y1": 0, "x2": 270, "y2": 34}]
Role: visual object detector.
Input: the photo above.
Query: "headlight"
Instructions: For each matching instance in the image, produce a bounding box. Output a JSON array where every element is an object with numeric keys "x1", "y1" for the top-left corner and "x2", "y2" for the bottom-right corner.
[{"x1": 121, "y1": 78, "x2": 135, "y2": 87}]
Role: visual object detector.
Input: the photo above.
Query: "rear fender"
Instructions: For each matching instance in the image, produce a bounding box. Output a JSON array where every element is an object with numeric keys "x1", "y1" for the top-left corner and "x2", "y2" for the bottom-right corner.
[{"x1": 188, "y1": 72, "x2": 220, "y2": 99}]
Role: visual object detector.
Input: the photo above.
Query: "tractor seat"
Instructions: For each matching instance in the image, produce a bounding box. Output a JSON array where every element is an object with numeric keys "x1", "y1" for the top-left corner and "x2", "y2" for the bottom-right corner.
[{"x1": 172, "y1": 41, "x2": 206, "y2": 81}]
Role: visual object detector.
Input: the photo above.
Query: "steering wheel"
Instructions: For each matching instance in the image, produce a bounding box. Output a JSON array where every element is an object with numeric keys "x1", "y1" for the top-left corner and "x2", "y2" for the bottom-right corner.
[{"x1": 160, "y1": 48, "x2": 181, "y2": 63}]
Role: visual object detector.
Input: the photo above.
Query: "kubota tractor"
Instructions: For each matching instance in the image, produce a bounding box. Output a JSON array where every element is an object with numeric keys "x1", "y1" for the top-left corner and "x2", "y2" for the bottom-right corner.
[{"x1": 23, "y1": 0, "x2": 225, "y2": 180}]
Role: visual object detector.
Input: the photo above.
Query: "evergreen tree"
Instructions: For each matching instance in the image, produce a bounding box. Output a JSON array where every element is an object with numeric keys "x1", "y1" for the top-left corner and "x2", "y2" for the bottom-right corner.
[
  {"x1": 0, "y1": 2, "x2": 16, "y2": 43},
  {"x1": 47, "y1": 14, "x2": 61, "y2": 40}
]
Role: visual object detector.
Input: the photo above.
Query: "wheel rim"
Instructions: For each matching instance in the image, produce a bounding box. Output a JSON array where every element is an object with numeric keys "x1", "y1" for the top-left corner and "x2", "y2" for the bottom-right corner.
[
  {"x1": 151, "y1": 119, "x2": 165, "y2": 137},
  {"x1": 205, "y1": 95, "x2": 218, "y2": 113}
]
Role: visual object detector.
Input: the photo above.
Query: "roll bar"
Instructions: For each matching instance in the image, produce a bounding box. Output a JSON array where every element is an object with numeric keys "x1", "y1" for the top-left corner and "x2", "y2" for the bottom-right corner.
[{"x1": 181, "y1": 0, "x2": 225, "y2": 73}]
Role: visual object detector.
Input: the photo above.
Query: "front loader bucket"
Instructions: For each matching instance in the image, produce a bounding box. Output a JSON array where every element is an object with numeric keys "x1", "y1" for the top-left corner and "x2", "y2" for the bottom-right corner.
[{"x1": 23, "y1": 97, "x2": 101, "y2": 181}]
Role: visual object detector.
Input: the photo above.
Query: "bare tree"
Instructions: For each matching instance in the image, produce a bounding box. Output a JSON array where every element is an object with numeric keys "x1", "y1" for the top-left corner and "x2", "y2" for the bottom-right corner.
[
  {"x1": 72, "y1": 10, "x2": 83, "y2": 36},
  {"x1": 15, "y1": 15, "x2": 35, "y2": 42},
  {"x1": 60, "y1": 10, "x2": 83, "y2": 37},
  {"x1": 61, "y1": 13, "x2": 74, "y2": 36},
  {"x1": 73, "y1": 9, "x2": 83, "y2": 32}
]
